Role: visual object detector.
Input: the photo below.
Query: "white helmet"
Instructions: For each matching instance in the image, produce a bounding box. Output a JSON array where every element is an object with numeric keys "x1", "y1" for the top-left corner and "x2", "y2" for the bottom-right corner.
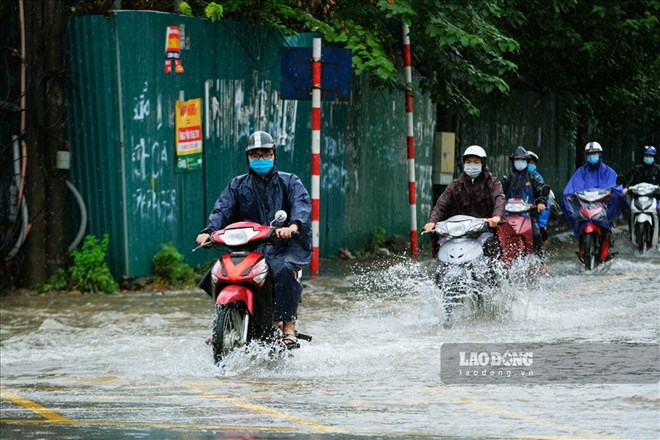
[
  {"x1": 463, "y1": 145, "x2": 487, "y2": 159},
  {"x1": 584, "y1": 141, "x2": 603, "y2": 153}
]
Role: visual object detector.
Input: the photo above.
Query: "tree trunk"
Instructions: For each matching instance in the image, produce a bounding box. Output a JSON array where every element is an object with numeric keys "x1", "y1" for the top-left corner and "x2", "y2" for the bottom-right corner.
[{"x1": 19, "y1": 0, "x2": 68, "y2": 287}]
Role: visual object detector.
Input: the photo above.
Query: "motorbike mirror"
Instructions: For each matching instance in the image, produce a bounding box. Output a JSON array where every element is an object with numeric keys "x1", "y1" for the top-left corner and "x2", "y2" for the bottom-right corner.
[
  {"x1": 541, "y1": 184, "x2": 551, "y2": 197},
  {"x1": 272, "y1": 210, "x2": 288, "y2": 225}
]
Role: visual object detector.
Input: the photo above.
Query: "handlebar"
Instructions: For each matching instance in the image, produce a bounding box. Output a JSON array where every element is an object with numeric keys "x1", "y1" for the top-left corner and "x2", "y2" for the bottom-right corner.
[{"x1": 192, "y1": 227, "x2": 299, "y2": 252}]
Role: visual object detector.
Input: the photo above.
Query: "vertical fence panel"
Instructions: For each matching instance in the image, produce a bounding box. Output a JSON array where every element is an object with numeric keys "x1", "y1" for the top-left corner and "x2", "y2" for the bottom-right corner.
[{"x1": 459, "y1": 92, "x2": 574, "y2": 196}]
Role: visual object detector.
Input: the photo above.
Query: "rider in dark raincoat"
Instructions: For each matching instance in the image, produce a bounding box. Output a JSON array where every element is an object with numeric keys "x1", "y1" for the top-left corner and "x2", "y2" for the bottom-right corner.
[
  {"x1": 423, "y1": 145, "x2": 505, "y2": 258},
  {"x1": 501, "y1": 146, "x2": 547, "y2": 257},
  {"x1": 562, "y1": 141, "x2": 629, "y2": 235},
  {"x1": 196, "y1": 131, "x2": 312, "y2": 347}
]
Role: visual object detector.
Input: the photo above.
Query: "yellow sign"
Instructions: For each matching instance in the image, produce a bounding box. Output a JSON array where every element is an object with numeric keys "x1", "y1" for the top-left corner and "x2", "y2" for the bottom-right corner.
[{"x1": 175, "y1": 98, "x2": 202, "y2": 172}]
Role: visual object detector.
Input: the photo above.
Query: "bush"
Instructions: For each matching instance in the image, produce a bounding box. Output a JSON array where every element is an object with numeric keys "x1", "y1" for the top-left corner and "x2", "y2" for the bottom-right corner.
[
  {"x1": 152, "y1": 243, "x2": 195, "y2": 288},
  {"x1": 368, "y1": 226, "x2": 386, "y2": 251},
  {"x1": 70, "y1": 234, "x2": 119, "y2": 293},
  {"x1": 34, "y1": 268, "x2": 69, "y2": 292}
]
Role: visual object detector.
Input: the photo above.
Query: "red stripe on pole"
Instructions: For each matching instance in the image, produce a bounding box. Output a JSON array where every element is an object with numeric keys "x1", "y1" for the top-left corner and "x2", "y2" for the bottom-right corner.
[
  {"x1": 311, "y1": 108, "x2": 321, "y2": 130},
  {"x1": 311, "y1": 154, "x2": 321, "y2": 176},
  {"x1": 407, "y1": 136, "x2": 415, "y2": 158},
  {"x1": 311, "y1": 250, "x2": 319, "y2": 274},
  {"x1": 405, "y1": 94, "x2": 413, "y2": 113},
  {"x1": 404, "y1": 46, "x2": 412, "y2": 67},
  {"x1": 410, "y1": 232, "x2": 418, "y2": 253},
  {"x1": 312, "y1": 62, "x2": 321, "y2": 86},
  {"x1": 408, "y1": 182, "x2": 416, "y2": 204},
  {"x1": 312, "y1": 199, "x2": 320, "y2": 221}
]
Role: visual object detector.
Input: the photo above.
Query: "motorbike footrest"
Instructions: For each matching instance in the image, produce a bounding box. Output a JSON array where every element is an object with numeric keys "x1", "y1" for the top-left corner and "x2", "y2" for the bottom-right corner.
[{"x1": 295, "y1": 332, "x2": 312, "y2": 342}]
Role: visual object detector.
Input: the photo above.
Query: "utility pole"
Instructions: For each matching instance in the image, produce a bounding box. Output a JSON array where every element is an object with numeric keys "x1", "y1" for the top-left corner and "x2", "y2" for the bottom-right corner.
[{"x1": 20, "y1": 0, "x2": 68, "y2": 286}]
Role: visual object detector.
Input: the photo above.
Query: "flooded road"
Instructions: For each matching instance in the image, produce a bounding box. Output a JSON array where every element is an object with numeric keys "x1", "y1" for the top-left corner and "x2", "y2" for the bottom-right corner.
[{"x1": 1, "y1": 231, "x2": 659, "y2": 439}]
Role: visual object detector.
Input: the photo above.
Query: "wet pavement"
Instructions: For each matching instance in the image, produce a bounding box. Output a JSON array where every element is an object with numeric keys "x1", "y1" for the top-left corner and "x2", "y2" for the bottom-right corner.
[{"x1": 1, "y1": 231, "x2": 659, "y2": 439}]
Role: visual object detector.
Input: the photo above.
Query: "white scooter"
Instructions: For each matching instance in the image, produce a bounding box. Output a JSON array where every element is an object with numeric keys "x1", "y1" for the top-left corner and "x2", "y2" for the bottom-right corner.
[
  {"x1": 428, "y1": 215, "x2": 497, "y2": 328},
  {"x1": 627, "y1": 182, "x2": 660, "y2": 253}
]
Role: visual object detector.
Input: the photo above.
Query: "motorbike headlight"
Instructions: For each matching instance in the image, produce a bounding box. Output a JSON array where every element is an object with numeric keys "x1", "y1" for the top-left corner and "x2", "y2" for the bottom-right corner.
[
  {"x1": 250, "y1": 259, "x2": 269, "y2": 286},
  {"x1": 505, "y1": 202, "x2": 527, "y2": 213}
]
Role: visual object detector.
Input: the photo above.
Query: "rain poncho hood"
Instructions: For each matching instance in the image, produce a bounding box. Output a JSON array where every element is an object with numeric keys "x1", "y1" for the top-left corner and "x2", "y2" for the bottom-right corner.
[
  {"x1": 562, "y1": 161, "x2": 628, "y2": 234},
  {"x1": 509, "y1": 146, "x2": 529, "y2": 161}
]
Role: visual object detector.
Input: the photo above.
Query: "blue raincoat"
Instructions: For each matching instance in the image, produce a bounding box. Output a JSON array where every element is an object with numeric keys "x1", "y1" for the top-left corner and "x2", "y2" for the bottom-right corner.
[
  {"x1": 562, "y1": 161, "x2": 629, "y2": 234},
  {"x1": 199, "y1": 164, "x2": 312, "y2": 321},
  {"x1": 531, "y1": 170, "x2": 550, "y2": 228}
]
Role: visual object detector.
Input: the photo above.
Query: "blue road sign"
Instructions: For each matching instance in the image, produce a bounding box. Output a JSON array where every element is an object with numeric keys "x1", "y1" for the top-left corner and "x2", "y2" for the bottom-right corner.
[{"x1": 280, "y1": 47, "x2": 352, "y2": 102}]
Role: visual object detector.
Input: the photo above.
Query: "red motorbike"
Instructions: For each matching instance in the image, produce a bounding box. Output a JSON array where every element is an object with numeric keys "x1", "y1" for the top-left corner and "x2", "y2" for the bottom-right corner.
[
  {"x1": 496, "y1": 198, "x2": 536, "y2": 269},
  {"x1": 566, "y1": 188, "x2": 614, "y2": 271},
  {"x1": 197, "y1": 210, "x2": 310, "y2": 363}
]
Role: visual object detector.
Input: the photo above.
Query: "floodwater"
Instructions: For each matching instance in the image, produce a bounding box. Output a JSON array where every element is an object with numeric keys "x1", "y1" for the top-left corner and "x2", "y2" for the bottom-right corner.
[{"x1": 1, "y1": 231, "x2": 659, "y2": 439}]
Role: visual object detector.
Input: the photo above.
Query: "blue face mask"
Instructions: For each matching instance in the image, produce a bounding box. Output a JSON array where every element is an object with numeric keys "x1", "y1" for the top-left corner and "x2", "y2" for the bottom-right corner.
[
  {"x1": 643, "y1": 156, "x2": 655, "y2": 165},
  {"x1": 527, "y1": 164, "x2": 537, "y2": 173},
  {"x1": 586, "y1": 154, "x2": 600, "y2": 165},
  {"x1": 249, "y1": 158, "x2": 274, "y2": 175}
]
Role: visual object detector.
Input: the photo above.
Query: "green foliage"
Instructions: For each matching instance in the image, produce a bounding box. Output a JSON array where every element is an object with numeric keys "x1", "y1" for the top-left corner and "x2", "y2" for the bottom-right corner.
[
  {"x1": 499, "y1": 0, "x2": 660, "y2": 132},
  {"x1": 368, "y1": 226, "x2": 386, "y2": 251},
  {"x1": 204, "y1": 2, "x2": 224, "y2": 22},
  {"x1": 62, "y1": 0, "x2": 659, "y2": 130},
  {"x1": 70, "y1": 234, "x2": 119, "y2": 293},
  {"x1": 34, "y1": 268, "x2": 69, "y2": 293},
  {"x1": 179, "y1": 1, "x2": 193, "y2": 16},
  {"x1": 152, "y1": 243, "x2": 195, "y2": 288}
]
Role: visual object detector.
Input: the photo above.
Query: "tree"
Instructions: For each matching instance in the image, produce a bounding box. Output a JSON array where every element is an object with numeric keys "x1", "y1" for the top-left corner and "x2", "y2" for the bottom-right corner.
[
  {"x1": 497, "y1": 0, "x2": 660, "y2": 164},
  {"x1": 174, "y1": 0, "x2": 520, "y2": 116}
]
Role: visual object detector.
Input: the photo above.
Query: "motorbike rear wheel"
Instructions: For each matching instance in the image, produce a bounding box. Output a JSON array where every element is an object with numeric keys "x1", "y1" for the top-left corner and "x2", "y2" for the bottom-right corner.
[
  {"x1": 582, "y1": 233, "x2": 598, "y2": 271},
  {"x1": 212, "y1": 303, "x2": 249, "y2": 363}
]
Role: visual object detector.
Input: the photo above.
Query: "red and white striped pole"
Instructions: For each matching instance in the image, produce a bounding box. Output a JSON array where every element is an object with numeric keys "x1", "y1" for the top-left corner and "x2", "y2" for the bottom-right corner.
[
  {"x1": 311, "y1": 38, "x2": 322, "y2": 274},
  {"x1": 402, "y1": 23, "x2": 418, "y2": 256}
]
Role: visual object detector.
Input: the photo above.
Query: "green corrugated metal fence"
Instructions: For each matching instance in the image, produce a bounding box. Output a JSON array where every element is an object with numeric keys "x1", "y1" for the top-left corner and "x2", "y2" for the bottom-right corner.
[
  {"x1": 458, "y1": 91, "x2": 575, "y2": 195},
  {"x1": 65, "y1": 11, "x2": 436, "y2": 278}
]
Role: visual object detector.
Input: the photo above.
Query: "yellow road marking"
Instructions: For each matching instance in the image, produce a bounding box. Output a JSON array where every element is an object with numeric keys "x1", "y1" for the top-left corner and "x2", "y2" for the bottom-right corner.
[
  {"x1": 193, "y1": 388, "x2": 347, "y2": 433},
  {"x1": 0, "y1": 418, "x2": 302, "y2": 432},
  {"x1": 458, "y1": 396, "x2": 627, "y2": 440},
  {"x1": 0, "y1": 388, "x2": 72, "y2": 423}
]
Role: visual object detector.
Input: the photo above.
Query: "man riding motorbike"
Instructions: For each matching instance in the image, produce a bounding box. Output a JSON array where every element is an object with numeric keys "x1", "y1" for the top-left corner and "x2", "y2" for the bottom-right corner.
[
  {"x1": 501, "y1": 146, "x2": 547, "y2": 261},
  {"x1": 423, "y1": 145, "x2": 505, "y2": 258},
  {"x1": 625, "y1": 145, "x2": 660, "y2": 187},
  {"x1": 623, "y1": 145, "x2": 660, "y2": 241},
  {"x1": 562, "y1": 141, "x2": 628, "y2": 241},
  {"x1": 196, "y1": 131, "x2": 312, "y2": 348}
]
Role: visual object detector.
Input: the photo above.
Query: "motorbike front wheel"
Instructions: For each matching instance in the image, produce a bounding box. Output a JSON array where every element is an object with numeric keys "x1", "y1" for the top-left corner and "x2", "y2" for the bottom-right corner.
[
  {"x1": 636, "y1": 223, "x2": 650, "y2": 254},
  {"x1": 212, "y1": 303, "x2": 249, "y2": 363},
  {"x1": 582, "y1": 233, "x2": 598, "y2": 271}
]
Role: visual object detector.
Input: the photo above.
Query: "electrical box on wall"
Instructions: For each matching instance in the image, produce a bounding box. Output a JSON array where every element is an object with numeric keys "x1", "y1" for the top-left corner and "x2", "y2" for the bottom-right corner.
[{"x1": 433, "y1": 132, "x2": 456, "y2": 185}]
